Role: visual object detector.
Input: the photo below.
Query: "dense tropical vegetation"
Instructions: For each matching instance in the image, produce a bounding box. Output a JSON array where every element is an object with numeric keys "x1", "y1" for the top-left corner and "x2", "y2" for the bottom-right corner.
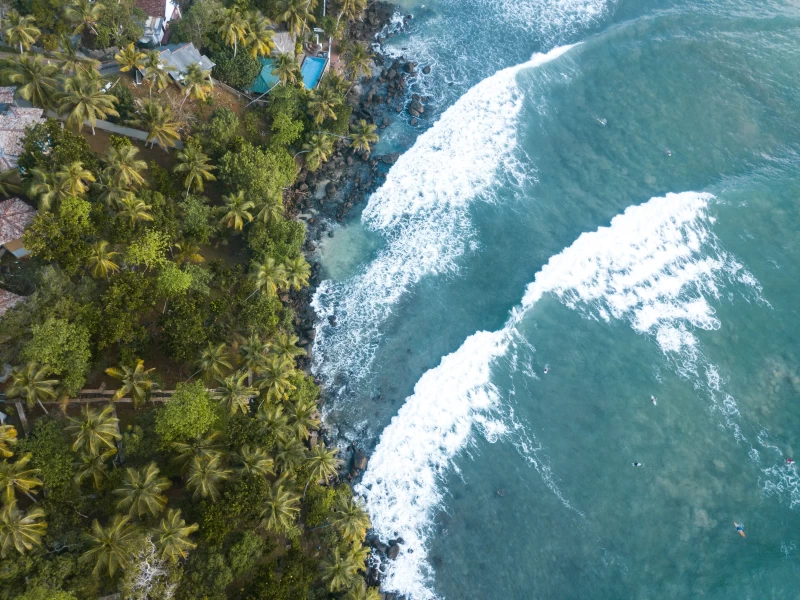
[{"x1": 0, "y1": 0, "x2": 385, "y2": 596}]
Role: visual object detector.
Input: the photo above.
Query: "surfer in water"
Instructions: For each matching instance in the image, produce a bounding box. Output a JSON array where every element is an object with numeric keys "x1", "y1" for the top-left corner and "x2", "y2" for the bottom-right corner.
[
  {"x1": 787, "y1": 458, "x2": 794, "y2": 465},
  {"x1": 651, "y1": 395, "x2": 657, "y2": 406},
  {"x1": 596, "y1": 117, "x2": 607, "y2": 126},
  {"x1": 632, "y1": 462, "x2": 642, "y2": 467},
  {"x1": 665, "y1": 148, "x2": 672, "y2": 156},
  {"x1": 734, "y1": 522, "x2": 746, "y2": 538},
  {"x1": 543, "y1": 366, "x2": 549, "y2": 374}
]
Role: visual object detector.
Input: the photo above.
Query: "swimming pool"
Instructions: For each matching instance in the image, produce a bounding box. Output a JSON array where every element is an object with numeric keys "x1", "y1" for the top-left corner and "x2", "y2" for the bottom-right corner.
[{"x1": 301, "y1": 56, "x2": 326, "y2": 89}]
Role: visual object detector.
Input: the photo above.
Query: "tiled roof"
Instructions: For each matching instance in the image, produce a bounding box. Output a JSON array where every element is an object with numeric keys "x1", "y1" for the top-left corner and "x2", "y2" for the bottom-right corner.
[
  {"x1": 136, "y1": 0, "x2": 167, "y2": 18},
  {"x1": 0, "y1": 288, "x2": 24, "y2": 317},
  {"x1": 0, "y1": 87, "x2": 15, "y2": 104},
  {"x1": 0, "y1": 106, "x2": 45, "y2": 170},
  {"x1": 0, "y1": 198, "x2": 36, "y2": 246}
]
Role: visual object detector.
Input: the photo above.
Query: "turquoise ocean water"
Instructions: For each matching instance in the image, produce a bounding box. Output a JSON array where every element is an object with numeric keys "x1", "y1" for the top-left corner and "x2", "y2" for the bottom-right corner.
[{"x1": 312, "y1": 0, "x2": 800, "y2": 597}]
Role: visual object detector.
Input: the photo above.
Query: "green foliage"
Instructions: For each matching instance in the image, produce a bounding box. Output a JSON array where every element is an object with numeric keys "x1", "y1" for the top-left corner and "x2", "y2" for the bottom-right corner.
[
  {"x1": 155, "y1": 381, "x2": 219, "y2": 446},
  {"x1": 107, "y1": 84, "x2": 136, "y2": 124},
  {"x1": 15, "y1": 586, "x2": 78, "y2": 600},
  {"x1": 234, "y1": 289, "x2": 286, "y2": 337},
  {"x1": 21, "y1": 316, "x2": 92, "y2": 395},
  {"x1": 270, "y1": 111, "x2": 304, "y2": 149},
  {"x1": 97, "y1": 270, "x2": 154, "y2": 351},
  {"x1": 168, "y1": 0, "x2": 223, "y2": 49},
  {"x1": 321, "y1": 101, "x2": 353, "y2": 136},
  {"x1": 303, "y1": 482, "x2": 335, "y2": 527},
  {"x1": 124, "y1": 229, "x2": 170, "y2": 270},
  {"x1": 218, "y1": 140, "x2": 296, "y2": 201},
  {"x1": 226, "y1": 530, "x2": 269, "y2": 577},
  {"x1": 222, "y1": 473, "x2": 269, "y2": 525},
  {"x1": 93, "y1": 0, "x2": 146, "y2": 49},
  {"x1": 222, "y1": 412, "x2": 274, "y2": 451},
  {"x1": 159, "y1": 293, "x2": 211, "y2": 362},
  {"x1": 23, "y1": 196, "x2": 96, "y2": 275},
  {"x1": 196, "y1": 107, "x2": 239, "y2": 158},
  {"x1": 179, "y1": 195, "x2": 216, "y2": 244},
  {"x1": 148, "y1": 161, "x2": 179, "y2": 199},
  {"x1": 247, "y1": 218, "x2": 305, "y2": 263},
  {"x1": 243, "y1": 546, "x2": 319, "y2": 600},
  {"x1": 175, "y1": 547, "x2": 233, "y2": 600},
  {"x1": 209, "y1": 45, "x2": 261, "y2": 90},
  {"x1": 18, "y1": 119, "x2": 98, "y2": 177},
  {"x1": 156, "y1": 262, "x2": 193, "y2": 300}
]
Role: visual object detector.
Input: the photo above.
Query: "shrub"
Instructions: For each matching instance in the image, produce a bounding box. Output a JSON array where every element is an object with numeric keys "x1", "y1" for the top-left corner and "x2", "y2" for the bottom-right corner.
[
  {"x1": 155, "y1": 381, "x2": 219, "y2": 446},
  {"x1": 210, "y1": 47, "x2": 261, "y2": 90}
]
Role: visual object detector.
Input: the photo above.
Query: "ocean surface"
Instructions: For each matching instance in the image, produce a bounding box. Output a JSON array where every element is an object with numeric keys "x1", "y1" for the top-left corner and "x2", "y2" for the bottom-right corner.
[{"x1": 312, "y1": 0, "x2": 800, "y2": 597}]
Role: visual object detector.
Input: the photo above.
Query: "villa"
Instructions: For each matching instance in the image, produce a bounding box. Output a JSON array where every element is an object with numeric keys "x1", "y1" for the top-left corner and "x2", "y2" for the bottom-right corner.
[
  {"x1": 0, "y1": 197, "x2": 36, "y2": 259},
  {"x1": 0, "y1": 87, "x2": 45, "y2": 171}
]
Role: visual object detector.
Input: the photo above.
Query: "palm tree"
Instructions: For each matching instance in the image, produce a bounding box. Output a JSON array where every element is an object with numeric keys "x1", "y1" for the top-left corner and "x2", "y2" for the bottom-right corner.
[
  {"x1": 174, "y1": 241, "x2": 204, "y2": 265},
  {"x1": 56, "y1": 34, "x2": 101, "y2": 75},
  {"x1": 172, "y1": 432, "x2": 223, "y2": 470},
  {"x1": 257, "y1": 355, "x2": 296, "y2": 402},
  {"x1": 234, "y1": 445, "x2": 274, "y2": 478},
  {"x1": 304, "y1": 443, "x2": 340, "y2": 489},
  {"x1": 320, "y1": 71, "x2": 349, "y2": 95},
  {"x1": 336, "y1": 0, "x2": 367, "y2": 25},
  {"x1": 197, "y1": 343, "x2": 232, "y2": 383},
  {"x1": 116, "y1": 196, "x2": 154, "y2": 226},
  {"x1": 219, "y1": 191, "x2": 254, "y2": 231},
  {"x1": 287, "y1": 398, "x2": 319, "y2": 441},
  {"x1": 83, "y1": 515, "x2": 137, "y2": 577},
  {"x1": 244, "y1": 10, "x2": 275, "y2": 59},
  {"x1": 115, "y1": 463, "x2": 170, "y2": 518},
  {"x1": 275, "y1": 0, "x2": 314, "y2": 36},
  {"x1": 65, "y1": 0, "x2": 104, "y2": 36},
  {"x1": 252, "y1": 257, "x2": 287, "y2": 297},
  {"x1": 0, "y1": 425, "x2": 16, "y2": 459},
  {"x1": 344, "y1": 42, "x2": 373, "y2": 80},
  {"x1": 57, "y1": 161, "x2": 96, "y2": 196},
  {"x1": 2, "y1": 11, "x2": 39, "y2": 53},
  {"x1": 66, "y1": 405, "x2": 121, "y2": 455},
  {"x1": 179, "y1": 63, "x2": 213, "y2": 106},
  {"x1": 0, "y1": 454, "x2": 42, "y2": 505},
  {"x1": 271, "y1": 52, "x2": 301, "y2": 87},
  {"x1": 260, "y1": 478, "x2": 299, "y2": 532},
  {"x1": 238, "y1": 334, "x2": 269, "y2": 385},
  {"x1": 142, "y1": 49, "x2": 171, "y2": 96},
  {"x1": 271, "y1": 332, "x2": 306, "y2": 363},
  {"x1": 0, "y1": 54, "x2": 58, "y2": 109},
  {"x1": 307, "y1": 88, "x2": 341, "y2": 125},
  {"x1": 284, "y1": 256, "x2": 311, "y2": 290},
  {"x1": 114, "y1": 42, "x2": 146, "y2": 73},
  {"x1": 215, "y1": 370, "x2": 255, "y2": 415},
  {"x1": 218, "y1": 7, "x2": 248, "y2": 57},
  {"x1": 256, "y1": 403, "x2": 290, "y2": 437},
  {"x1": 302, "y1": 133, "x2": 334, "y2": 171},
  {"x1": 105, "y1": 145, "x2": 147, "y2": 188},
  {"x1": 130, "y1": 99, "x2": 181, "y2": 149},
  {"x1": 59, "y1": 74, "x2": 119, "y2": 134},
  {"x1": 153, "y1": 509, "x2": 198, "y2": 562},
  {"x1": 74, "y1": 448, "x2": 116, "y2": 489},
  {"x1": 28, "y1": 169, "x2": 62, "y2": 212},
  {"x1": 0, "y1": 168, "x2": 21, "y2": 198},
  {"x1": 332, "y1": 496, "x2": 371, "y2": 543},
  {"x1": 0, "y1": 503, "x2": 46, "y2": 557},
  {"x1": 106, "y1": 359, "x2": 157, "y2": 407},
  {"x1": 273, "y1": 435, "x2": 306, "y2": 473},
  {"x1": 349, "y1": 119, "x2": 379, "y2": 153},
  {"x1": 256, "y1": 190, "x2": 284, "y2": 224},
  {"x1": 344, "y1": 581, "x2": 382, "y2": 600},
  {"x1": 175, "y1": 142, "x2": 216, "y2": 195},
  {"x1": 320, "y1": 545, "x2": 361, "y2": 592},
  {"x1": 185, "y1": 454, "x2": 231, "y2": 501},
  {"x1": 94, "y1": 173, "x2": 134, "y2": 209},
  {"x1": 85, "y1": 240, "x2": 121, "y2": 279},
  {"x1": 6, "y1": 363, "x2": 56, "y2": 414}
]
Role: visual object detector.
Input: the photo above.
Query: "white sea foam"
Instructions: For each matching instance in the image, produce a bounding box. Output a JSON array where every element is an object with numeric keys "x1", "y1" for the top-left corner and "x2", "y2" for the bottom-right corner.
[
  {"x1": 359, "y1": 191, "x2": 762, "y2": 599},
  {"x1": 311, "y1": 45, "x2": 578, "y2": 392}
]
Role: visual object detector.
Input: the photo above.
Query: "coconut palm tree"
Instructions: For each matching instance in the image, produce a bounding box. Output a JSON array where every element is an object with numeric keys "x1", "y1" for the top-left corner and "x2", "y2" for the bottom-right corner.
[
  {"x1": 0, "y1": 168, "x2": 21, "y2": 198},
  {"x1": 275, "y1": 0, "x2": 314, "y2": 36},
  {"x1": 344, "y1": 42, "x2": 373, "y2": 80},
  {"x1": 175, "y1": 142, "x2": 216, "y2": 195},
  {"x1": 83, "y1": 515, "x2": 137, "y2": 577},
  {"x1": 0, "y1": 54, "x2": 58, "y2": 109},
  {"x1": 283, "y1": 256, "x2": 311, "y2": 290},
  {"x1": 86, "y1": 240, "x2": 120, "y2": 279},
  {"x1": 320, "y1": 546, "x2": 361, "y2": 592},
  {"x1": 304, "y1": 443, "x2": 340, "y2": 489},
  {"x1": 260, "y1": 478, "x2": 299, "y2": 532},
  {"x1": 114, "y1": 42, "x2": 146, "y2": 73},
  {"x1": 287, "y1": 398, "x2": 319, "y2": 441},
  {"x1": 271, "y1": 332, "x2": 306, "y2": 363},
  {"x1": 244, "y1": 10, "x2": 275, "y2": 59},
  {"x1": 0, "y1": 425, "x2": 16, "y2": 459},
  {"x1": 273, "y1": 435, "x2": 306, "y2": 473},
  {"x1": 320, "y1": 71, "x2": 350, "y2": 95},
  {"x1": 332, "y1": 495, "x2": 371, "y2": 543},
  {"x1": 153, "y1": 509, "x2": 198, "y2": 562},
  {"x1": 302, "y1": 133, "x2": 334, "y2": 171},
  {"x1": 56, "y1": 34, "x2": 101, "y2": 75},
  {"x1": 219, "y1": 190, "x2": 254, "y2": 231},
  {"x1": 196, "y1": 343, "x2": 232, "y2": 383},
  {"x1": 271, "y1": 52, "x2": 301, "y2": 87},
  {"x1": 256, "y1": 403, "x2": 290, "y2": 437},
  {"x1": 238, "y1": 334, "x2": 269, "y2": 385},
  {"x1": 27, "y1": 169, "x2": 62, "y2": 212},
  {"x1": 185, "y1": 454, "x2": 231, "y2": 501},
  {"x1": 307, "y1": 88, "x2": 341, "y2": 125},
  {"x1": 256, "y1": 356, "x2": 295, "y2": 400},
  {"x1": 130, "y1": 99, "x2": 181, "y2": 149},
  {"x1": 2, "y1": 11, "x2": 39, "y2": 53},
  {"x1": 74, "y1": 448, "x2": 116, "y2": 489},
  {"x1": 142, "y1": 49, "x2": 171, "y2": 96},
  {"x1": 116, "y1": 196, "x2": 154, "y2": 226},
  {"x1": 215, "y1": 370, "x2": 255, "y2": 415},
  {"x1": 256, "y1": 189, "x2": 284, "y2": 224},
  {"x1": 252, "y1": 257, "x2": 288, "y2": 297},
  {"x1": 57, "y1": 161, "x2": 96, "y2": 197},
  {"x1": 0, "y1": 454, "x2": 42, "y2": 505},
  {"x1": 6, "y1": 363, "x2": 56, "y2": 414},
  {"x1": 349, "y1": 119, "x2": 379, "y2": 153},
  {"x1": 59, "y1": 74, "x2": 119, "y2": 134},
  {"x1": 173, "y1": 241, "x2": 204, "y2": 265},
  {"x1": 218, "y1": 7, "x2": 248, "y2": 57},
  {"x1": 344, "y1": 581, "x2": 382, "y2": 600},
  {"x1": 234, "y1": 445, "x2": 274, "y2": 478},
  {"x1": 114, "y1": 462, "x2": 170, "y2": 518},
  {"x1": 172, "y1": 432, "x2": 223, "y2": 470},
  {"x1": 105, "y1": 359, "x2": 157, "y2": 408},
  {"x1": 105, "y1": 145, "x2": 147, "y2": 188},
  {"x1": 65, "y1": 0, "x2": 104, "y2": 36},
  {"x1": 66, "y1": 404, "x2": 121, "y2": 456},
  {"x1": 0, "y1": 502, "x2": 46, "y2": 557},
  {"x1": 94, "y1": 173, "x2": 134, "y2": 209},
  {"x1": 336, "y1": 0, "x2": 367, "y2": 25},
  {"x1": 178, "y1": 63, "x2": 213, "y2": 107}
]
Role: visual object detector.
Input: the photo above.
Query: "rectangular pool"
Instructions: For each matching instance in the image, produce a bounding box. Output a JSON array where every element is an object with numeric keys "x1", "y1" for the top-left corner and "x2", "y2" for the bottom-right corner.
[{"x1": 301, "y1": 56, "x2": 326, "y2": 89}]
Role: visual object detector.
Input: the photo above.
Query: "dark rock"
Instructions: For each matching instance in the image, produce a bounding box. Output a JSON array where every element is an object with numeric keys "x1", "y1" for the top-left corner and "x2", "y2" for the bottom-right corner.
[
  {"x1": 327, "y1": 230, "x2": 334, "y2": 238},
  {"x1": 328, "y1": 315, "x2": 337, "y2": 325},
  {"x1": 353, "y1": 449, "x2": 368, "y2": 470},
  {"x1": 405, "y1": 62, "x2": 416, "y2": 73},
  {"x1": 410, "y1": 117, "x2": 418, "y2": 126},
  {"x1": 423, "y1": 65, "x2": 431, "y2": 74},
  {"x1": 410, "y1": 99, "x2": 424, "y2": 114},
  {"x1": 412, "y1": 93, "x2": 420, "y2": 101},
  {"x1": 386, "y1": 544, "x2": 400, "y2": 559},
  {"x1": 409, "y1": 108, "x2": 420, "y2": 118},
  {"x1": 395, "y1": 105, "x2": 403, "y2": 113},
  {"x1": 381, "y1": 116, "x2": 391, "y2": 127}
]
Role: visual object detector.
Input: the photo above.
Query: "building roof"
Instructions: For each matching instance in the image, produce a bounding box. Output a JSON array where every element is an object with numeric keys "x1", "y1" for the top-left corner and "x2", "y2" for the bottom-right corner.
[
  {"x1": 158, "y1": 43, "x2": 215, "y2": 80},
  {"x1": 273, "y1": 32, "x2": 296, "y2": 55},
  {"x1": 0, "y1": 105, "x2": 45, "y2": 171},
  {"x1": 0, "y1": 87, "x2": 15, "y2": 105},
  {"x1": 0, "y1": 198, "x2": 36, "y2": 246},
  {"x1": 0, "y1": 288, "x2": 24, "y2": 318},
  {"x1": 135, "y1": 0, "x2": 179, "y2": 19}
]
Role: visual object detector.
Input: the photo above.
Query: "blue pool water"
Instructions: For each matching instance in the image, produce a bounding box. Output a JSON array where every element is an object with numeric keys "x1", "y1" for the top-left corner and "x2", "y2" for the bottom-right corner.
[{"x1": 301, "y1": 56, "x2": 326, "y2": 89}]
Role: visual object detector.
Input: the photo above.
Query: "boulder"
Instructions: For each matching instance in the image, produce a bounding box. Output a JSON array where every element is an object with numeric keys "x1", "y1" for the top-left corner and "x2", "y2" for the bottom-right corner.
[
  {"x1": 410, "y1": 99, "x2": 424, "y2": 114},
  {"x1": 386, "y1": 544, "x2": 400, "y2": 559},
  {"x1": 423, "y1": 65, "x2": 432, "y2": 74},
  {"x1": 409, "y1": 108, "x2": 420, "y2": 118},
  {"x1": 410, "y1": 118, "x2": 418, "y2": 126},
  {"x1": 353, "y1": 449, "x2": 368, "y2": 470},
  {"x1": 382, "y1": 116, "x2": 391, "y2": 127}
]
